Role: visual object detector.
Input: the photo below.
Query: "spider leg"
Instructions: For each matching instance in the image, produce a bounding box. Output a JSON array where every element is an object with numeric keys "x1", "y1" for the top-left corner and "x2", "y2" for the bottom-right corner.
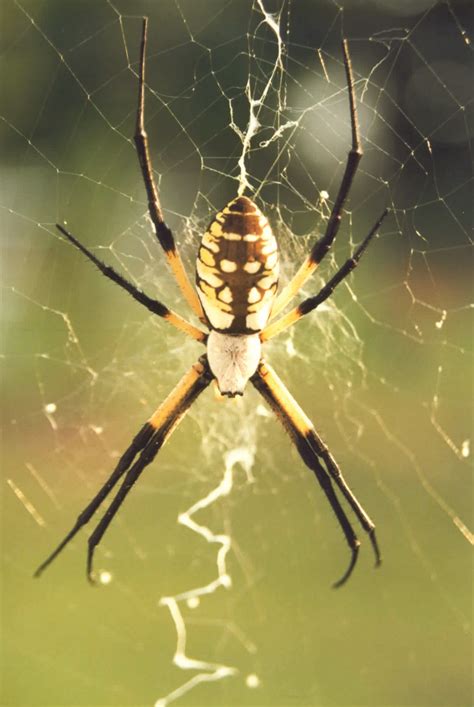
[
  {"x1": 34, "y1": 422, "x2": 154, "y2": 578},
  {"x1": 305, "y1": 428, "x2": 381, "y2": 567},
  {"x1": 251, "y1": 360, "x2": 381, "y2": 587},
  {"x1": 261, "y1": 210, "x2": 387, "y2": 341},
  {"x1": 56, "y1": 224, "x2": 207, "y2": 343},
  {"x1": 134, "y1": 18, "x2": 205, "y2": 322},
  {"x1": 34, "y1": 357, "x2": 213, "y2": 581},
  {"x1": 271, "y1": 39, "x2": 363, "y2": 319},
  {"x1": 85, "y1": 426, "x2": 171, "y2": 581}
]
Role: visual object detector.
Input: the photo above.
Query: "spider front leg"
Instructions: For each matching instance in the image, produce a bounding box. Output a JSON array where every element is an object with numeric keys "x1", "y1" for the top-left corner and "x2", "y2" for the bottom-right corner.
[
  {"x1": 271, "y1": 39, "x2": 363, "y2": 319},
  {"x1": 34, "y1": 422, "x2": 155, "y2": 579},
  {"x1": 35, "y1": 357, "x2": 213, "y2": 582},
  {"x1": 251, "y1": 361, "x2": 381, "y2": 587},
  {"x1": 134, "y1": 18, "x2": 205, "y2": 323}
]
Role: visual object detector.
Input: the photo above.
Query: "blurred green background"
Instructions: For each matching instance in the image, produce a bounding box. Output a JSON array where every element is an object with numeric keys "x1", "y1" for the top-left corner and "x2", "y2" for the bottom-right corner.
[{"x1": 1, "y1": 1, "x2": 472, "y2": 706}]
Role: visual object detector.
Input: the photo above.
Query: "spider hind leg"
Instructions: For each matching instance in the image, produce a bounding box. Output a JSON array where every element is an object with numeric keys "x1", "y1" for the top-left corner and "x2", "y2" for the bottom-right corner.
[
  {"x1": 134, "y1": 18, "x2": 204, "y2": 321},
  {"x1": 270, "y1": 39, "x2": 363, "y2": 319}
]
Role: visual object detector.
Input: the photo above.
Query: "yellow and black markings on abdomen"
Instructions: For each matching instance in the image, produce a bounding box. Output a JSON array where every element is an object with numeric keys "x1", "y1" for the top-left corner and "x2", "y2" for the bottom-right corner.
[{"x1": 196, "y1": 196, "x2": 279, "y2": 334}]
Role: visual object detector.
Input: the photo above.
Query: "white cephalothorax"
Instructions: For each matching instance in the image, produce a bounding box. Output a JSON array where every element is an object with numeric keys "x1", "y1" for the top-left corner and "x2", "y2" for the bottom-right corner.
[{"x1": 206, "y1": 330, "x2": 261, "y2": 396}]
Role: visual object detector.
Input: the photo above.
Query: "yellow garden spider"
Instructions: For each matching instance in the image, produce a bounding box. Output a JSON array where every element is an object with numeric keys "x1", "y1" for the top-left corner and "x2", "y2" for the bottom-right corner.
[{"x1": 35, "y1": 19, "x2": 387, "y2": 588}]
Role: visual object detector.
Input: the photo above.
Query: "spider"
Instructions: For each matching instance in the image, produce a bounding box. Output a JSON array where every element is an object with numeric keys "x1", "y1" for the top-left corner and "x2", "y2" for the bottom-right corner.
[{"x1": 35, "y1": 19, "x2": 387, "y2": 588}]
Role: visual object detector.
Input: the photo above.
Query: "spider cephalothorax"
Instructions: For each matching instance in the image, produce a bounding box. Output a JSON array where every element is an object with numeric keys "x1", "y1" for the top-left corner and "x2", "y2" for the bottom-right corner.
[{"x1": 35, "y1": 18, "x2": 387, "y2": 588}]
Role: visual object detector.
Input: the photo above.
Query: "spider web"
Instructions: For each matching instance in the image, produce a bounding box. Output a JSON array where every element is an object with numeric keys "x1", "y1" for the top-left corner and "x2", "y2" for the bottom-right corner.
[{"x1": 1, "y1": 0, "x2": 472, "y2": 705}]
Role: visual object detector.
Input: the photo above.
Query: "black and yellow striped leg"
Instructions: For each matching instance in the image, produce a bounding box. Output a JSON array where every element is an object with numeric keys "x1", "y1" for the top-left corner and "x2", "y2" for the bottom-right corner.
[
  {"x1": 56, "y1": 224, "x2": 207, "y2": 343},
  {"x1": 34, "y1": 422, "x2": 155, "y2": 579},
  {"x1": 305, "y1": 427, "x2": 381, "y2": 568},
  {"x1": 134, "y1": 19, "x2": 205, "y2": 322},
  {"x1": 271, "y1": 39, "x2": 363, "y2": 319},
  {"x1": 261, "y1": 210, "x2": 387, "y2": 342},
  {"x1": 252, "y1": 361, "x2": 380, "y2": 587},
  {"x1": 35, "y1": 357, "x2": 213, "y2": 582}
]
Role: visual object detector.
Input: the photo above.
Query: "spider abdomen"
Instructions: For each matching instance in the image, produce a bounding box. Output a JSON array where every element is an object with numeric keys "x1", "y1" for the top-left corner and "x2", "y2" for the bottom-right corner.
[{"x1": 196, "y1": 196, "x2": 279, "y2": 334}]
